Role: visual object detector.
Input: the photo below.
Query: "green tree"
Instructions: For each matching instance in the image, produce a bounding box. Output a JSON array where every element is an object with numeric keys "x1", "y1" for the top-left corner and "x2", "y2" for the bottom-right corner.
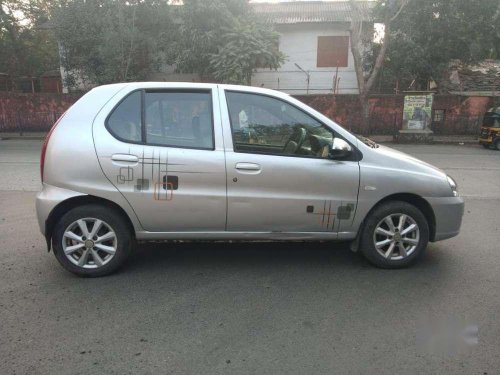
[
  {"x1": 209, "y1": 18, "x2": 283, "y2": 85},
  {"x1": 52, "y1": 0, "x2": 174, "y2": 90},
  {"x1": 380, "y1": 0, "x2": 500, "y2": 91},
  {"x1": 0, "y1": 0, "x2": 58, "y2": 89},
  {"x1": 349, "y1": 0, "x2": 411, "y2": 133},
  {"x1": 175, "y1": 0, "x2": 284, "y2": 84}
]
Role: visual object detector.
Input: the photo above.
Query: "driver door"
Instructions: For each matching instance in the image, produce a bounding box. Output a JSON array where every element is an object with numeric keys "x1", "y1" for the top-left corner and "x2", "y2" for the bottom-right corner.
[{"x1": 220, "y1": 89, "x2": 360, "y2": 234}]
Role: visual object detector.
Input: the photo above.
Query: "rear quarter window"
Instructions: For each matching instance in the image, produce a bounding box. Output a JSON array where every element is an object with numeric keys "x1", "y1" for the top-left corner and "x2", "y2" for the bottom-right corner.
[{"x1": 106, "y1": 91, "x2": 142, "y2": 142}]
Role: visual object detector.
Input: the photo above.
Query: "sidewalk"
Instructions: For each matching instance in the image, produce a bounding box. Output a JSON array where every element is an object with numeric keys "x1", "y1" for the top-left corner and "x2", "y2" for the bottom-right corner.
[
  {"x1": 0, "y1": 131, "x2": 480, "y2": 145},
  {"x1": 368, "y1": 134, "x2": 479, "y2": 144}
]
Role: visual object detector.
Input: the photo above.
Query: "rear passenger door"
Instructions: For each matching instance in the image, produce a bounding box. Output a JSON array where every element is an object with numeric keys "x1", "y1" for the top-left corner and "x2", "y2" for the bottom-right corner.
[{"x1": 93, "y1": 86, "x2": 227, "y2": 233}]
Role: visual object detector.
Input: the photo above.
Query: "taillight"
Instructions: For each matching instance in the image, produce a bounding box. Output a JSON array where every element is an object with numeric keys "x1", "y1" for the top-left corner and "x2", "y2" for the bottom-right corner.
[{"x1": 40, "y1": 113, "x2": 65, "y2": 182}]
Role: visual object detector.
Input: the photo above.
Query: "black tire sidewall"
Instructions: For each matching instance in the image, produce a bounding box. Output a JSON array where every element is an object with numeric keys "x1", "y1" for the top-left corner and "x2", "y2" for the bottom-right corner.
[
  {"x1": 52, "y1": 204, "x2": 132, "y2": 277},
  {"x1": 360, "y1": 201, "x2": 430, "y2": 269}
]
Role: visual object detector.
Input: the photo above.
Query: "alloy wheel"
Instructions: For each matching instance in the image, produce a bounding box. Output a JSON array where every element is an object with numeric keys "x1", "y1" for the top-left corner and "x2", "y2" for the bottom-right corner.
[
  {"x1": 62, "y1": 218, "x2": 117, "y2": 269},
  {"x1": 373, "y1": 213, "x2": 420, "y2": 261}
]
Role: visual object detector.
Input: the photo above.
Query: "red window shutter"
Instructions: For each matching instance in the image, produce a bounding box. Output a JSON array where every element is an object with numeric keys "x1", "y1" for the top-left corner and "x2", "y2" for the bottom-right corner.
[{"x1": 317, "y1": 36, "x2": 349, "y2": 68}]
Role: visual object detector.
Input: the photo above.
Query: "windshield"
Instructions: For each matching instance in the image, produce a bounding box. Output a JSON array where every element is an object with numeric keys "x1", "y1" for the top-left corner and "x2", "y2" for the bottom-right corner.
[{"x1": 483, "y1": 113, "x2": 500, "y2": 128}]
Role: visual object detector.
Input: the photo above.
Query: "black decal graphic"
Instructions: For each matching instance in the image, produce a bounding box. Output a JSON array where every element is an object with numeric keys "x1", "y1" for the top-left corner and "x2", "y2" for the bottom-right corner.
[
  {"x1": 307, "y1": 200, "x2": 336, "y2": 231},
  {"x1": 134, "y1": 178, "x2": 149, "y2": 192},
  {"x1": 163, "y1": 175, "x2": 179, "y2": 190},
  {"x1": 338, "y1": 204, "x2": 354, "y2": 220},
  {"x1": 114, "y1": 148, "x2": 209, "y2": 202},
  {"x1": 117, "y1": 167, "x2": 133, "y2": 184}
]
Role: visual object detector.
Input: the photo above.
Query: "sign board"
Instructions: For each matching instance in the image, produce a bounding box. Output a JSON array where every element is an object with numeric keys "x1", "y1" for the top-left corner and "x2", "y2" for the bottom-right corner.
[
  {"x1": 407, "y1": 120, "x2": 424, "y2": 130},
  {"x1": 403, "y1": 95, "x2": 433, "y2": 130}
]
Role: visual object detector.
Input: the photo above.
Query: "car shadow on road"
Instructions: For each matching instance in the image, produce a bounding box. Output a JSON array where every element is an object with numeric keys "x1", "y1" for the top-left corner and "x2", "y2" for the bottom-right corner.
[
  {"x1": 127, "y1": 241, "x2": 362, "y2": 269},
  {"x1": 44, "y1": 240, "x2": 451, "y2": 315},
  {"x1": 123, "y1": 240, "x2": 446, "y2": 277},
  {"x1": 103, "y1": 242, "x2": 451, "y2": 312}
]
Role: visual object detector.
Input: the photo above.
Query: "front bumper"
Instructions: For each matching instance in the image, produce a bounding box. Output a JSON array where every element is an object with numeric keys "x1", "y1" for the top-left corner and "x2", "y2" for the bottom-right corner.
[{"x1": 425, "y1": 196, "x2": 465, "y2": 241}]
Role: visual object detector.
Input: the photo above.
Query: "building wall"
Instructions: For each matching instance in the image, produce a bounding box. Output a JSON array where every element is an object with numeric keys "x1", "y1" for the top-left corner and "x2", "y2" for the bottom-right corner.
[
  {"x1": 251, "y1": 23, "x2": 359, "y2": 95},
  {"x1": 0, "y1": 92, "x2": 80, "y2": 132},
  {"x1": 296, "y1": 94, "x2": 498, "y2": 135}
]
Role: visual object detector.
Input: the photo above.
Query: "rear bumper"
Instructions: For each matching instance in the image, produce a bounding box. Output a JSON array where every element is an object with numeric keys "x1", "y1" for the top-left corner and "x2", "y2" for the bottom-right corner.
[
  {"x1": 425, "y1": 196, "x2": 465, "y2": 241},
  {"x1": 36, "y1": 184, "x2": 86, "y2": 235}
]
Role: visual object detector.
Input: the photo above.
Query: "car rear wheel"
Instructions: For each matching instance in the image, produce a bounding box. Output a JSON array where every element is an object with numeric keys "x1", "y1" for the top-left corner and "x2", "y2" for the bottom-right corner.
[
  {"x1": 494, "y1": 139, "x2": 500, "y2": 151},
  {"x1": 360, "y1": 201, "x2": 429, "y2": 268},
  {"x1": 52, "y1": 204, "x2": 132, "y2": 277},
  {"x1": 482, "y1": 144, "x2": 490, "y2": 149}
]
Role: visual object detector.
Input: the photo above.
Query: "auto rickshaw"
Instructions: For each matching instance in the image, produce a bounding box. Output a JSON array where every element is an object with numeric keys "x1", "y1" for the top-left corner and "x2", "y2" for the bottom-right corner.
[{"x1": 479, "y1": 107, "x2": 500, "y2": 150}]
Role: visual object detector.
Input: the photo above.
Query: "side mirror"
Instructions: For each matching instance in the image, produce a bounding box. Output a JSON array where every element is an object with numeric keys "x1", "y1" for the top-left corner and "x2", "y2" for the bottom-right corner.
[{"x1": 328, "y1": 138, "x2": 352, "y2": 160}]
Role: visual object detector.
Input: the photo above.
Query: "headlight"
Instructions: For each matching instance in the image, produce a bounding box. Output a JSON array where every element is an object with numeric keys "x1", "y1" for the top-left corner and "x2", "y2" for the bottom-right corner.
[{"x1": 447, "y1": 175, "x2": 458, "y2": 197}]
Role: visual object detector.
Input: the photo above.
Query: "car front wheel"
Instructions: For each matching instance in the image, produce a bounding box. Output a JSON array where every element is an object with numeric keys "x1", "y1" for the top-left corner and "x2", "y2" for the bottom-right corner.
[
  {"x1": 360, "y1": 201, "x2": 429, "y2": 268},
  {"x1": 52, "y1": 204, "x2": 132, "y2": 277}
]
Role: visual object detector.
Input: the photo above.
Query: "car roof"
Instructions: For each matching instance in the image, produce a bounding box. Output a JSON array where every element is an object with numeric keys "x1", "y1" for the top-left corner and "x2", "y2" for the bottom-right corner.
[{"x1": 94, "y1": 82, "x2": 290, "y2": 99}]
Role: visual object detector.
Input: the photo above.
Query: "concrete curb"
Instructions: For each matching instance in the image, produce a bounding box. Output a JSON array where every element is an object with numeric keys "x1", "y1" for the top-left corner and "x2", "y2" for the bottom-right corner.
[
  {"x1": 377, "y1": 139, "x2": 479, "y2": 145},
  {"x1": 0, "y1": 136, "x2": 46, "y2": 140},
  {"x1": 365, "y1": 135, "x2": 479, "y2": 146},
  {"x1": 429, "y1": 140, "x2": 478, "y2": 145},
  {"x1": 0, "y1": 133, "x2": 47, "y2": 140}
]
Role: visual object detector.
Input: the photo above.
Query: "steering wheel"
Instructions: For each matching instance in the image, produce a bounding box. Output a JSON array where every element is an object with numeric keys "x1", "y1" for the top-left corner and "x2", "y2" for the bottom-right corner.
[{"x1": 283, "y1": 127, "x2": 307, "y2": 154}]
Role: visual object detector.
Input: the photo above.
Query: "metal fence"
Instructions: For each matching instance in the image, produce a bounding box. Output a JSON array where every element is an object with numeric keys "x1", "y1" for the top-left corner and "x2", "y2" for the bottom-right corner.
[
  {"x1": 0, "y1": 112, "x2": 63, "y2": 134},
  {"x1": 432, "y1": 114, "x2": 482, "y2": 136},
  {"x1": 342, "y1": 113, "x2": 483, "y2": 136},
  {"x1": 342, "y1": 112, "x2": 400, "y2": 135}
]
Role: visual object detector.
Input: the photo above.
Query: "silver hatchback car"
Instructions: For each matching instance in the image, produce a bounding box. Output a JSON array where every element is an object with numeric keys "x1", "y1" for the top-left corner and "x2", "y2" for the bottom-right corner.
[{"x1": 37, "y1": 82, "x2": 464, "y2": 276}]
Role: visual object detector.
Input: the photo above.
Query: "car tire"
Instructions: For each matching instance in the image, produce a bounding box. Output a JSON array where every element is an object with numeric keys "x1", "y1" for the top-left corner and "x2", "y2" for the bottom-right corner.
[
  {"x1": 482, "y1": 144, "x2": 490, "y2": 149},
  {"x1": 52, "y1": 204, "x2": 133, "y2": 277},
  {"x1": 359, "y1": 201, "x2": 429, "y2": 269},
  {"x1": 494, "y1": 139, "x2": 500, "y2": 151}
]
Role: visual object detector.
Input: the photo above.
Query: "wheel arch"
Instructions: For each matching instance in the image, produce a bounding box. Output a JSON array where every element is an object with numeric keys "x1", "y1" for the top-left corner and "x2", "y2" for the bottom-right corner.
[
  {"x1": 356, "y1": 193, "x2": 437, "y2": 245},
  {"x1": 45, "y1": 195, "x2": 136, "y2": 251}
]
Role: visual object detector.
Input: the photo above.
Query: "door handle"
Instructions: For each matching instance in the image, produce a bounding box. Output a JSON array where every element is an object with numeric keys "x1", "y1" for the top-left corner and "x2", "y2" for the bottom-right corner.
[
  {"x1": 111, "y1": 154, "x2": 139, "y2": 163},
  {"x1": 235, "y1": 162, "x2": 261, "y2": 171}
]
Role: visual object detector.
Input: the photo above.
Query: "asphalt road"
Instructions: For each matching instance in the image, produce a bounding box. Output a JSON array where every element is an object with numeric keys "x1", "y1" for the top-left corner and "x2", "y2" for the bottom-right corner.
[{"x1": 0, "y1": 140, "x2": 499, "y2": 375}]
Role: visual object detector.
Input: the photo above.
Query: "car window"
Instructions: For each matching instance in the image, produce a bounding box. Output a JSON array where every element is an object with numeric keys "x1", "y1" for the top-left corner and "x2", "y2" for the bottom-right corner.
[
  {"x1": 145, "y1": 91, "x2": 214, "y2": 149},
  {"x1": 107, "y1": 91, "x2": 142, "y2": 142},
  {"x1": 226, "y1": 91, "x2": 334, "y2": 158}
]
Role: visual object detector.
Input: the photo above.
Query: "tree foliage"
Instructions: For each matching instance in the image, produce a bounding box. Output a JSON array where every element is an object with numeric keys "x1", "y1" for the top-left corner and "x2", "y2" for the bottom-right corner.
[
  {"x1": 209, "y1": 18, "x2": 284, "y2": 85},
  {"x1": 0, "y1": 0, "x2": 58, "y2": 87},
  {"x1": 52, "y1": 0, "x2": 174, "y2": 89},
  {"x1": 380, "y1": 0, "x2": 500, "y2": 91},
  {"x1": 175, "y1": 0, "x2": 284, "y2": 84},
  {"x1": 349, "y1": 0, "x2": 411, "y2": 132},
  {"x1": 51, "y1": 0, "x2": 284, "y2": 89}
]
